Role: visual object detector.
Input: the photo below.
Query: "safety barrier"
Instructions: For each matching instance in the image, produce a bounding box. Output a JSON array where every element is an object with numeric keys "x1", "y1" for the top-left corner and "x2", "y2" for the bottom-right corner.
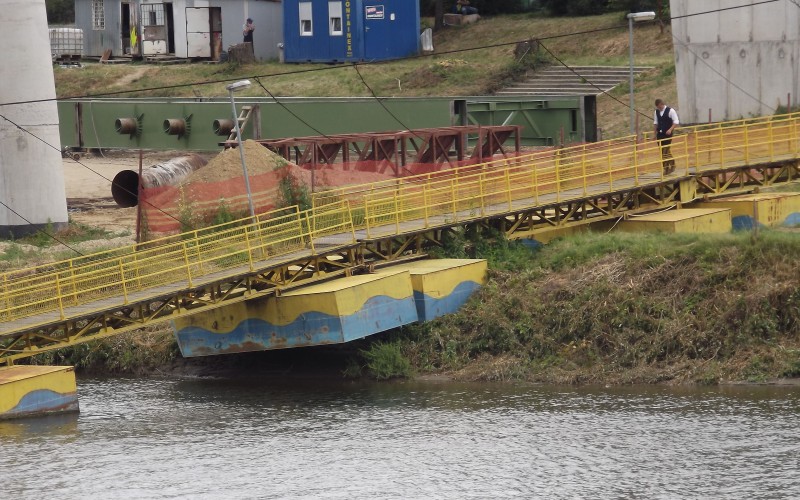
[
  {"x1": 0, "y1": 202, "x2": 355, "y2": 324},
  {"x1": 2, "y1": 113, "x2": 800, "y2": 328}
]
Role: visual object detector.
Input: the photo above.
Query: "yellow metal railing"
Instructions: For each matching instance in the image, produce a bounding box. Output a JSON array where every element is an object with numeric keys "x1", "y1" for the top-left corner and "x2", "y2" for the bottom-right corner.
[
  {"x1": 2, "y1": 113, "x2": 800, "y2": 330},
  {"x1": 0, "y1": 201, "x2": 355, "y2": 325}
]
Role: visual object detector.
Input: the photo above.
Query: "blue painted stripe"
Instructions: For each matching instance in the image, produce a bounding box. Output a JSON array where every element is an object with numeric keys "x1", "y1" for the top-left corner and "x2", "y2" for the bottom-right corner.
[
  {"x1": 412, "y1": 280, "x2": 482, "y2": 321},
  {"x1": 175, "y1": 294, "x2": 419, "y2": 357},
  {"x1": 4, "y1": 389, "x2": 79, "y2": 417},
  {"x1": 732, "y1": 215, "x2": 762, "y2": 231},
  {"x1": 733, "y1": 212, "x2": 800, "y2": 230}
]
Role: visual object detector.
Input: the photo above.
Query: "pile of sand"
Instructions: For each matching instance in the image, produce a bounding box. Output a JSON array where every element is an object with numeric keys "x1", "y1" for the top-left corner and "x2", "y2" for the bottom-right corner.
[{"x1": 183, "y1": 140, "x2": 300, "y2": 184}]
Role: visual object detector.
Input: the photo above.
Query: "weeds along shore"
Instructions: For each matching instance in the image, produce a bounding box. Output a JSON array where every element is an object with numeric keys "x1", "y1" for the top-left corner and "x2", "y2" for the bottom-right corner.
[{"x1": 30, "y1": 229, "x2": 800, "y2": 385}]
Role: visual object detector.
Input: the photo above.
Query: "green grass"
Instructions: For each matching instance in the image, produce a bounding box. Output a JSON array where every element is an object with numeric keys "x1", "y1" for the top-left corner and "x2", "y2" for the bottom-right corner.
[{"x1": 391, "y1": 229, "x2": 800, "y2": 384}]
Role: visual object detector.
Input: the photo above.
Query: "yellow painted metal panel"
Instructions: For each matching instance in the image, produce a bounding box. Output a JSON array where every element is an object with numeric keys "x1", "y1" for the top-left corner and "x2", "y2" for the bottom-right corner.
[
  {"x1": 620, "y1": 208, "x2": 731, "y2": 234},
  {"x1": 174, "y1": 270, "x2": 415, "y2": 333},
  {"x1": 0, "y1": 366, "x2": 76, "y2": 414},
  {"x1": 701, "y1": 192, "x2": 800, "y2": 227},
  {"x1": 376, "y1": 259, "x2": 488, "y2": 297}
]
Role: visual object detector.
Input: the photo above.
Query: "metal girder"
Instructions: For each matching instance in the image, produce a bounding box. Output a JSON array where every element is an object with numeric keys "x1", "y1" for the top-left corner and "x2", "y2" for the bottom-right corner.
[
  {"x1": 257, "y1": 125, "x2": 522, "y2": 174},
  {"x1": 0, "y1": 246, "x2": 364, "y2": 365},
  {"x1": 693, "y1": 161, "x2": 800, "y2": 198}
]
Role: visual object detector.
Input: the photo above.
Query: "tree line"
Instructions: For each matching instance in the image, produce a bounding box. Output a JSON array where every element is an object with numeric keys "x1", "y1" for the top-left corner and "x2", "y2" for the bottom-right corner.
[{"x1": 46, "y1": 0, "x2": 74, "y2": 24}]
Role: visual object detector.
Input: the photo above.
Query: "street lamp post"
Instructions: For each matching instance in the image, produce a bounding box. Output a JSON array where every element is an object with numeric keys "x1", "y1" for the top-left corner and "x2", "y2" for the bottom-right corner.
[
  {"x1": 226, "y1": 79, "x2": 255, "y2": 219},
  {"x1": 627, "y1": 11, "x2": 656, "y2": 137}
]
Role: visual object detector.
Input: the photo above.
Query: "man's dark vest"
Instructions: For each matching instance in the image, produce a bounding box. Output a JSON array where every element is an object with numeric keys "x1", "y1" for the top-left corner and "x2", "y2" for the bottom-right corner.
[{"x1": 656, "y1": 107, "x2": 674, "y2": 139}]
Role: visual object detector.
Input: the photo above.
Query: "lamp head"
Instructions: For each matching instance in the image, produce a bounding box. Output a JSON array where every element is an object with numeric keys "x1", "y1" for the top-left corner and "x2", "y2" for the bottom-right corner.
[
  {"x1": 226, "y1": 80, "x2": 252, "y2": 92},
  {"x1": 627, "y1": 11, "x2": 656, "y2": 22}
]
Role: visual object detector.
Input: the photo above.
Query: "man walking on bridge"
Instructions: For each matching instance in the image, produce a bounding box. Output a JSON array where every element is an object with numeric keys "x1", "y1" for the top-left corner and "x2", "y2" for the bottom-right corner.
[{"x1": 654, "y1": 98, "x2": 679, "y2": 174}]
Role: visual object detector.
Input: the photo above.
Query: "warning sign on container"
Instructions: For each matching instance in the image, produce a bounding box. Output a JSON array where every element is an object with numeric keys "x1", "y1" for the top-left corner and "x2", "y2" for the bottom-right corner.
[{"x1": 366, "y1": 5, "x2": 384, "y2": 19}]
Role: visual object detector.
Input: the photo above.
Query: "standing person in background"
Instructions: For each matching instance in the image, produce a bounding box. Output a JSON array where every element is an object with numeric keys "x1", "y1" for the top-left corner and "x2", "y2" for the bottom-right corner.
[
  {"x1": 654, "y1": 98, "x2": 679, "y2": 174},
  {"x1": 243, "y1": 18, "x2": 255, "y2": 44}
]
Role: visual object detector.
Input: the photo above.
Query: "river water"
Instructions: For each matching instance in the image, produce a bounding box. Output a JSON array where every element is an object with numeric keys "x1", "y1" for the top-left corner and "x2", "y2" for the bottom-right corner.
[{"x1": 1, "y1": 376, "x2": 799, "y2": 499}]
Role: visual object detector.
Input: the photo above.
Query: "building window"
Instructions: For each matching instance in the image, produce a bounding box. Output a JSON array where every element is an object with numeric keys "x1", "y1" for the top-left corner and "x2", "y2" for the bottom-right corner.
[
  {"x1": 299, "y1": 2, "x2": 313, "y2": 36},
  {"x1": 92, "y1": 0, "x2": 105, "y2": 30},
  {"x1": 141, "y1": 4, "x2": 165, "y2": 27},
  {"x1": 329, "y1": 2, "x2": 343, "y2": 36}
]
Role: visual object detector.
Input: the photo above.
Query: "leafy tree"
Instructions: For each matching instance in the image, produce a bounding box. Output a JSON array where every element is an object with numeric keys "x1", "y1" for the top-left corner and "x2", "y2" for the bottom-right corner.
[
  {"x1": 46, "y1": 0, "x2": 74, "y2": 24},
  {"x1": 540, "y1": 0, "x2": 609, "y2": 16}
]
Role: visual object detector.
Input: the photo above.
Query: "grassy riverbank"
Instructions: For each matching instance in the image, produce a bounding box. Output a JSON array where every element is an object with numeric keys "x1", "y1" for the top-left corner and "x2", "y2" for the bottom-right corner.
[
  {"x1": 31, "y1": 229, "x2": 800, "y2": 385},
  {"x1": 392, "y1": 229, "x2": 800, "y2": 385}
]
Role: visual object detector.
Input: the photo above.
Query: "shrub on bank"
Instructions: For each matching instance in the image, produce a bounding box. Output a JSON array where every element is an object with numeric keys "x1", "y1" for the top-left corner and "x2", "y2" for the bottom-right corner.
[{"x1": 398, "y1": 230, "x2": 800, "y2": 384}]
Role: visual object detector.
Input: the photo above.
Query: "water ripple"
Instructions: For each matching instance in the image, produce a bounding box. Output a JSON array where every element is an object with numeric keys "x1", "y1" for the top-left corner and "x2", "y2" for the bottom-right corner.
[{"x1": 1, "y1": 378, "x2": 799, "y2": 499}]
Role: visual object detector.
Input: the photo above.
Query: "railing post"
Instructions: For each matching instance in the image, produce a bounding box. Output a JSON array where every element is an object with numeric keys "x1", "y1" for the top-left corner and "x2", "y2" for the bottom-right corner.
[
  {"x1": 55, "y1": 271, "x2": 66, "y2": 320},
  {"x1": 256, "y1": 217, "x2": 268, "y2": 260},
  {"x1": 423, "y1": 184, "x2": 430, "y2": 227},
  {"x1": 451, "y1": 178, "x2": 457, "y2": 221},
  {"x1": 118, "y1": 260, "x2": 129, "y2": 304},
  {"x1": 190, "y1": 230, "x2": 203, "y2": 277},
  {"x1": 744, "y1": 125, "x2": 750, "y2": 165},
  {"x1": 583, "y1": 151, "x2": 589, "y2": 194},
  {"x1": 364, "y1": 198, "x2": 372, "y2": 239},
  {"x1": 182, "y1": 242, "x2": 193, "y2": 288},
  {"x1": 505, "y1": 168, "x2": 512, "y2": 211},
  {"x1": 533, "y1": 164, "x2": 539, "y2": 204},
  {"x1": 1, "y1": 274, "x2": 8, "y2": 321},
  {"x1": 243, "y1": 225, "x2": 255, "y2": 272},
  {"x1": 682, "y1": 134, "x2": 688, "y2": 175},
  {"x1": 69, "y1": 260, "x2": 79, "y2": 305},
  {"x1": 345, "y1": 200, "x2": 356, "y2": 241},
  {"x1": 479, "y1": 170, "x2": 486, "y2": 216},
  {"x1": 394, "y1": 192, "x2": 400, "y2": 235},
  {"x1": 306, "y1": 212, "x2": 317, "y2": 253},
  {"x1": 768, "y1": 121, "x2": 775, "y2": 161},
  {"x1": 607, "y1": 150, "x2": 613, "y2": 190},
  {"x1": 555, "y1": 160, "x2": 561, "y2": 203}
]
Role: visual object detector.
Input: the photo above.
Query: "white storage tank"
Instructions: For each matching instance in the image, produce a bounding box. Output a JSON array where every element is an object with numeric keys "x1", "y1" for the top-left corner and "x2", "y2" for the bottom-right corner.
[
  {"x1": 0, "y1": 0, "x2": 68, "y2": 237},
  {"x1": 49, "y1": 27, "x2": 83, "y2": 62}
]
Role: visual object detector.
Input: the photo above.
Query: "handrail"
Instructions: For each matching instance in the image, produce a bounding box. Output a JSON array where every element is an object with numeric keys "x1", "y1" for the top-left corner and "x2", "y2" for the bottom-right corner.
[
  {"x1": 2, "y1": 113, "x2": 800, "y2": 330},
  {"x1": 0, "y1": 201, "x2": 355, "y2": 325}
]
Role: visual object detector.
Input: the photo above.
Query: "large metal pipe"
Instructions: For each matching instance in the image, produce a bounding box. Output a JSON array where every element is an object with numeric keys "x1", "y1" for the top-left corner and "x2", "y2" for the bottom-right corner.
[
  {"x1": 111, "y1": 154, "x2": 208, "y2": 207},
  {"x1": 213, "y1": 118, "x2": 235, "y2": 136},
  {"x1": 115, "y1": 117, "x2": 139, "y2": 135},
  {"x1": 163, "y1": 118, "x2": 186, "y2": 136}
]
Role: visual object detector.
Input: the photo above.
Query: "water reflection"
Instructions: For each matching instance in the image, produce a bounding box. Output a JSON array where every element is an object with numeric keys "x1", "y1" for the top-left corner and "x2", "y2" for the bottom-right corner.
[{"x1": 1, "y1": 377, "x2": 799, "y2": 499}]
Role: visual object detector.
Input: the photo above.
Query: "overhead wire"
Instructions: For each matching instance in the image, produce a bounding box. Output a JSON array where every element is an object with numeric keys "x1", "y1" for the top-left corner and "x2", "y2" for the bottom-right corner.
[
  {"x1": 0, "y1": 0, "x2": 785, "y2": 110},
  {"x1": 0, "y1": 198, "x2": 83, "y2": 255},
  {"x1": 0, "y1": 25, "x2": 629, "y2": 109},
  {"x1": 1, "y1": 0, "x2": 789, "y2": 253},
  {"x1": 0, "y1": 112, "x2": 190, "y2": 252}
]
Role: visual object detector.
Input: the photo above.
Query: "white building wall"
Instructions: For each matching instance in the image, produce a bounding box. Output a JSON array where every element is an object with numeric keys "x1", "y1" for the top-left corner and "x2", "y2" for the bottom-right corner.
[
  {"x1": 671, "y1": 0, "x2": 800, "y2": 123},
  {"x1": 0, "y1": 0, "x2": 68, "y2": 236}
]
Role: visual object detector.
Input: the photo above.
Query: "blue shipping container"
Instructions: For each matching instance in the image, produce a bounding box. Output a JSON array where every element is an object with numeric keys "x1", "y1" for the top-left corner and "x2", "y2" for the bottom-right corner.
[{"x1": 283, "y1": 0, "x2": 420, "y2": 62}]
